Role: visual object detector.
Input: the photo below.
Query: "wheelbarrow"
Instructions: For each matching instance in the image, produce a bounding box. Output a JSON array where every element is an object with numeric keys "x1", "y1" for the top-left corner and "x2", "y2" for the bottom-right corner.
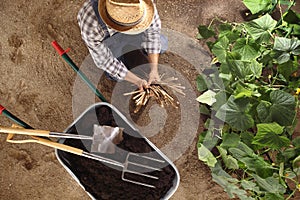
[
  {"x1": 55, "y1": 102, "x2": 180, "y2": 199},
  {"x1": 51, "y1": 42, "x2": 179, "y2": 199}
]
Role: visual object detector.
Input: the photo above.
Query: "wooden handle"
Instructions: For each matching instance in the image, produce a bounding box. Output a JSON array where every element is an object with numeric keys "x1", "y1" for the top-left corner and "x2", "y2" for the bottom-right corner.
[
  {"x1": 32, "y1": 136, "x2": 83, "y2": 155},
  {"x1": 1, "y1": 125, "x2": 83, "y2": 156},
  {"x1": 0, "y1": 126, "x2": 50, "y2": 136}
]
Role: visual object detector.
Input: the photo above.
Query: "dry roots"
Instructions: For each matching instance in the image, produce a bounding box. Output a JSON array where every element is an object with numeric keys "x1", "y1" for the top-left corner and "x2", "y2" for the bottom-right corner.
[{"x1": 124, "y1": 77, "x2": 185, "y2": 113}]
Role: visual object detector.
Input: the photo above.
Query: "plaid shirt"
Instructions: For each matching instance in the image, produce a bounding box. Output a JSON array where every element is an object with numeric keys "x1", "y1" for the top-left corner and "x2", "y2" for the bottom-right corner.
[{"x1": 77, "y1": 0, "x2": 162, "y2": 80}]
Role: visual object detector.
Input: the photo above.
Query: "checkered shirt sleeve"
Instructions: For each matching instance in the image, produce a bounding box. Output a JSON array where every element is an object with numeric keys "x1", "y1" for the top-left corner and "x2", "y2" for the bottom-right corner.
[
  {"x1": 142, "y1": 7, "x2": 162, "y2": 54},
  {"x1": 77, "y1": 0, "x2": 162, "y2": 81},
  {"x1": 77, "y1": 1, "x2": 127, "y2": 80}
]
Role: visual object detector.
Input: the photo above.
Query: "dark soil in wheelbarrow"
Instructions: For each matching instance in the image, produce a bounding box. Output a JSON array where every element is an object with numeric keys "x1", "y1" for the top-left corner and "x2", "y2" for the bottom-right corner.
[{"x1": 57, "y1": 105, "x2": 176, "y2": 200}]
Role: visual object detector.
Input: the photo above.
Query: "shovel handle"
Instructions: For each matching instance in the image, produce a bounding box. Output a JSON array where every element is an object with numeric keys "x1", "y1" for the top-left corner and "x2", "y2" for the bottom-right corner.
[
  {"x1": 3, "y1": 125, "x2": 83, "y2": 155},
  {"x1": 32, "y1": 136, "x2": 84, "y2": 155},
  {"x1": 0, "y1": 104, "x2": 32, "y2": 129},
  {"x1": 6, "y1": 134, "x2": 83, "y2": 156},
  {"x1": 0, "y1": 104, "x2": 5, "y2": 114},
  {"x1": 0, "y1": 126, "x2": 51, "y2": 137},
  {"x1": 51, "y1": 41, "x2": 108, "y2": 102},
  {"x1": 51, "y1": 41, "x2": 70, "y2": 56}
]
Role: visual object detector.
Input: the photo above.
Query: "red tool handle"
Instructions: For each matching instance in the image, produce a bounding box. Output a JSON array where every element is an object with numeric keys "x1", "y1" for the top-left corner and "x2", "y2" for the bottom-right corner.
[
  {"x1": 0, "y1": 104, "x2": 5, "y2": 115},
  {"x1": 51, "y1": 41, "x2": 70, "y2": 56}
]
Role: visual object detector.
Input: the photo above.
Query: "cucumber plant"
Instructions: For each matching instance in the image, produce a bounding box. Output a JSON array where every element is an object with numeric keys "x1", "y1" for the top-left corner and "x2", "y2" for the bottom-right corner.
[{"x1": 196, "y1": 0, "x2": 300, "y2": 199}]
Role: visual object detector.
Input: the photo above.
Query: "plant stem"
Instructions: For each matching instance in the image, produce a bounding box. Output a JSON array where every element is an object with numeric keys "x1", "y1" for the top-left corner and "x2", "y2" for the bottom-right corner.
[
  {"x1": 275, "y1": 0, "x2": 296, "y2": 27},
  {"x1": 265, "y1": 152, "x2": 274, "y2": 163},
  {"x1": 286, "y1": 189, "x2": 296, "y2": 200}
]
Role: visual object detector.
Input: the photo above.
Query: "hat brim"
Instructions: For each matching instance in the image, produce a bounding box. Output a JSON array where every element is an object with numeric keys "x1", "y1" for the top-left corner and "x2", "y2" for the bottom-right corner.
[{"x1": 99, "y1": 0, "x2": 154, "y2": 34}]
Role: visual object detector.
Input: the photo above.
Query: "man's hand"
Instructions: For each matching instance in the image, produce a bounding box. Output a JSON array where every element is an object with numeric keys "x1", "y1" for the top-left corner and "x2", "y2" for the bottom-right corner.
[
  {"x1": 124, "y1": 71, "x2": 148, "y2": 91},
  {"x1": 136, "y1": 79, "x2": 148, "y2": 91},
  {"x1": 148, "y1": 69, "x2": 160, "y2": 85}
]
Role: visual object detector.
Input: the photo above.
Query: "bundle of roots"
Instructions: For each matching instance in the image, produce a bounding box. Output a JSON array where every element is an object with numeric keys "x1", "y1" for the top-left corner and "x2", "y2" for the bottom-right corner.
[{"x1": 124, "y1": 77, "x2": 185, "y2": 113}]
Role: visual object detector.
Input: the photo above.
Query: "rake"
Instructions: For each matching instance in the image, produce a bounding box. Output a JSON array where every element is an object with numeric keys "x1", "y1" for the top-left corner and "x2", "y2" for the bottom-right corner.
[{"x1": 0, "y1": 126, "x2": 165, "y2": 188}]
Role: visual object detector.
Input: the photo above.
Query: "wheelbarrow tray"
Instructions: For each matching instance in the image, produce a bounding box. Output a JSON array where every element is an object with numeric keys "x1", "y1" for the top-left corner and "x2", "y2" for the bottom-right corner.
[{"x1": 55, "y1": 102, "x2": 180, "y2": 200}]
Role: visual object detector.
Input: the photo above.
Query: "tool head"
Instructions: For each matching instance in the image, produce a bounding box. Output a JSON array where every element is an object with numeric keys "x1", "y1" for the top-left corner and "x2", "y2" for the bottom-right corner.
[{"x1": 91, "y1": 125, "x2": 123, "y2": 153}]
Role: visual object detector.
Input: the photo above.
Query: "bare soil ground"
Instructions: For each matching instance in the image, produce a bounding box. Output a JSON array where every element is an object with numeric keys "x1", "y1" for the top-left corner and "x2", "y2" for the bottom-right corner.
[{"x1": 0, "y1": 0, "x2": 282, "y2": 200}]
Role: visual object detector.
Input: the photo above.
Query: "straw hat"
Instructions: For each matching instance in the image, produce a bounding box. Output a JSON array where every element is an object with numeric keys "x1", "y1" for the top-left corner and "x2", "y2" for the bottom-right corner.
[{"x1": 98, "y1": 0, "x2": 155, "y2": 34}]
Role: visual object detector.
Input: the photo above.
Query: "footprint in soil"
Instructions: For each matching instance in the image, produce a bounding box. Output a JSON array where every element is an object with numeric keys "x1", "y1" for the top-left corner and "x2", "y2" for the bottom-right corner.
[
  {"x1": 42, "y1": 151, "x2": 58, "y2": 163},
  {"x1": 4, "y1": 80, "x2": 40, "y2": 121},
  {"x1": 8, "y1": 34, "x2": 23, "y2": 64},
  {"x1": 7, "y1": 147, "x2": 36, "y2": 170}
]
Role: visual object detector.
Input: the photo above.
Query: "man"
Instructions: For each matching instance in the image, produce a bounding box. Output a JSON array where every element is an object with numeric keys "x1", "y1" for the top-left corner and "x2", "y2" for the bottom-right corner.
[{"x1": 77, "y1": 0, "x2": 164, "y2": 90}]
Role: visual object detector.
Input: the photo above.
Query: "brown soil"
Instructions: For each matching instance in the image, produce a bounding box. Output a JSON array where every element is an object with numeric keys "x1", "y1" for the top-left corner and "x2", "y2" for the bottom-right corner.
[{"x1": 1, "y1": 0, "x2": 295, "y2": 200}]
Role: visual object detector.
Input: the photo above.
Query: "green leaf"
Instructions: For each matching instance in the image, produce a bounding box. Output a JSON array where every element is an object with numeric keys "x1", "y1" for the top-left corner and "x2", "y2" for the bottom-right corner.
[
  {"x1": 198, "y1": 130, "x2": 220, "y2": 151},
  {"x1": 198, "y1": 144, "x2": 217, "y2": 167},
  {"x1": 257, "y1": 101, "x2": 273, "y2": 122},
  {"x1": 252, "y1": 123, "x2": 289, "y2": 150},
  {"x1": 217, "y1": 146, "x2": 239, "y2": 170},
  {"x1": 216, "y1": 96, "x2": 254, "y2": 131},
  {"x1": 226, "y1": 59, "x2": 253, "y2": 80},
  {"x1": 269, "y1": 90, "x2": 296, "y2": 125},
  {"x1": 249, "y1": 60, "x2": 263, "y2": 79},
  {"x1": 219, "y1": 73, "x2": 232, "y2": 81},
  {"x1": 232, "y1": 38, "x2": 260, "y2": 60},
  {"x1": 264, "y1": 193, "x2": 285, "y2": 200},
  {"x1": 243, "y1": 0, "x2": 272, "y2": 14},
  {"x1": 196, "y1": 75, "x2": 208, "y2": 92},
  {"x1": 229, "y1": 148, "x2": 249, "y2": 160},
  {"x1": 212, "y1": 173, "x2": 249, "y2": 199},
  {"x1": 199, "y1": 105, "x2": 210, "y2": 115},
  {"x1": 221, "y1": 132, "x2": 240, "y2": 148},
  {"x1": 211, "y1": 164, "x2": 256, "y2": 199},
  {"x1": 219, "y1": 23, "x2": 233, "y2": 32},
  {"x1": 283, "y1": 9, "x2": 300, "y2": 25},
  {"x1": 241, "y1": 131, "x2": 255, "y2": 149},
  {"x1": 212, "y1": 91, "x2": 227, "y2": 111},
  {"x1": 252, "y1": 174, "x2": 286, "y2": 194},
  {"x1": 229, "y1": 142, "x2": 274, "y2": 177},
  {"x1": 229, "y1": 142, "x2": 255, "y2": 160},
  {"x1": 199, "y1": 67, "x2": 225, "y2": 91},
  {"x1": 277, "y1": 60, "x2": 298, "y2": 79},
  {"x1": 237, "y1": 142, "x2": 255, "y2": 156},
  {"x1": 240, "y1": 156, "x2": 273, "y2": 178},
  {"x1": 197, "y1": 25, "x2": 216, "y2": 39},
  {"x1": 245, "y1": 14, "x2": 277, "y2": 43},
  {"x1": 292, "y1": 137, "x2": 300, "y2": 148},
  {"x1": 256, "y1": 122, "x2": 284, "y2": 136},
  {"x1": 274, "y1": 37, "x2": 300, "y2": 54},
  {"x1": 257, "y1": 90, "x2": 296, "y2": 126},
  {"x1": 241, "y1": 180, "x2": 260, "y2": 193},
  {"x1": 276, "y1": 148, "x2": 297, "y2": 164},
  {"x1": 212, "y1": 36, "x2": 230, "y2": 63},
  {"x1": 220, "y1": 63, "x2": 230, "y2": 74},
  {"x1": 291, "y1": 24, "x2": 300, "y2": 36},
  {"x1": 196, "y1": 90, "x2": 217, "y2": 106},
  {"x1": 218, "y1": 24, "x2": 240, "y2": 42},
  {"x1": 234, "y1": 84, "x2": 254, "y2": 99},
  {"x1": 273, "y1": 37, "x2": 300, "y2": 64}
]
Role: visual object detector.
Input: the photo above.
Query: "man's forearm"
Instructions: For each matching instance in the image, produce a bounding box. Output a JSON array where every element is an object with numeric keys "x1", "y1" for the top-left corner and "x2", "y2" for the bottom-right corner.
[
  {"x1": 147, "y1": 53, "x2": 160, "y2": 84},
  {"x1": 148, "y1": 53, "x2": 159, "y2": 70}
]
